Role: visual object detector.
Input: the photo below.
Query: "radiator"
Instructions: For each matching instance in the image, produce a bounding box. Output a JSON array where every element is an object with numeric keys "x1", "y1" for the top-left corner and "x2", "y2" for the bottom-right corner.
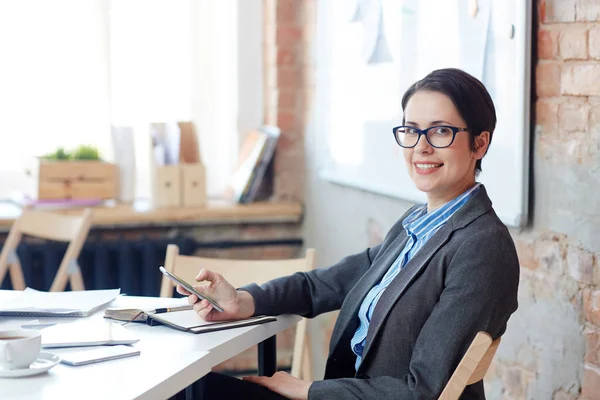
[
  {"x1": 0, "y1": 235, "x2": 197, "y2": 295},
  {"x1": 0, "y1": 236, "x2": 302, "y2": 295}
]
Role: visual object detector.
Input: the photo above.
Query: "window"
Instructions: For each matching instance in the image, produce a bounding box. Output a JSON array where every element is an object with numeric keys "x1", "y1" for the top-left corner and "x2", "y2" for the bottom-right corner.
[{"x1": 0, "y1": 0, "x2": 262, "y2": 200}]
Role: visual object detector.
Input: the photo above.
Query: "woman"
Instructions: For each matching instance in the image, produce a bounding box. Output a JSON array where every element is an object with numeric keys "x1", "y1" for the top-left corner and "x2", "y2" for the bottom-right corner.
[{"x1": 178, "y1": 68, "x2": 520, "y2": 399}]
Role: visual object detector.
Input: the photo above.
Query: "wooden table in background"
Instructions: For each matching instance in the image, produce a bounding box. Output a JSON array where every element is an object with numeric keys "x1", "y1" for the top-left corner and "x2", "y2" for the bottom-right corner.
[{"x1": 0, "y1": 200, "x2": 303, "y2": 232}]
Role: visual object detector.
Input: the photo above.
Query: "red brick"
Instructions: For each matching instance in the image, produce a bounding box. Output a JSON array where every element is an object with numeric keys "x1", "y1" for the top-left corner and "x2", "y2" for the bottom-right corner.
[
  {"x1": 277, "y1": 67, "x2": 304, "y2": 89},
  {"x1": 589, "y1": 27, "x2": 600, "y2": 59},
  {"x1": 585, "y1": 327, "x2": 600, "y2": 365},
  {"x1": 582, "y1": 365, "x2": 600, "y2": 398},
  {"x1": 538, "y1": 29, "x2": 559, "y2": 59},
  {"x1": 559, "y1": 27, "x2": 588, "y2": 60},
  {"x1": 562, "y1": 64, "x2": 600, "y2": 96},
  {"x1": 576, "y1": 0, "x2": 600, "y2": 22},
  {"x1": 559, "y1": 103, "x2": 590, "y2": 132},
  {"x1": 545, "y1": 0, "x2": 577, "y2": 22},
  {"x1": 539, "y1": 0, "x2": 547, "y2": 23},
  {"x1": 536, "y1": 99, "x2": 560, "y2": 134},
  {"x1": 277, "y1": 48, "x2": 299, "y2": 67},
  {"x1": 276, "y1": 0, "x2": 302, "y2": 24},
  {"x1": 536, "y1": 63, "x2": 561, "y2": 97},
  {"x1": 276, "y1": 26, "x2": 304, "y2": 48},
  {"x1": 277, "y1": 111, "x2": 297, "y2": 133},
  {"x1": 277, "y1": 89, "x2": 297, "y2": 109},
  {"x1": 584, "y1": 289, "x2": 600, "y2": 326}
]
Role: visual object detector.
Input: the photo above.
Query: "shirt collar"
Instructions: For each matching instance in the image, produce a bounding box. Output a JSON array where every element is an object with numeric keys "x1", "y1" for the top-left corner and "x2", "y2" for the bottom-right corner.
[{"x1": 403, "y1": 183, "x2": 481, "y2": 239}]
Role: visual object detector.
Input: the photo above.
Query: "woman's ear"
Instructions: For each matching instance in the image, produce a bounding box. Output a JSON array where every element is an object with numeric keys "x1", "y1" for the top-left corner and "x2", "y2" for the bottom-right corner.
[{"x1": 474, "y1": 131, "x2": 490, "y2": 159}]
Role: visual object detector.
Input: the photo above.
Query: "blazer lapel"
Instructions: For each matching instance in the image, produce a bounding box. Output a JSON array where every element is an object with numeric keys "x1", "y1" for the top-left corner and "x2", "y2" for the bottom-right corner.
[
  {"x1": 327, "y1": 231, "x2": 409, "y2": 358},
  {"x1": 359, "y1": 186, "x2": 494, "y2": 364}
]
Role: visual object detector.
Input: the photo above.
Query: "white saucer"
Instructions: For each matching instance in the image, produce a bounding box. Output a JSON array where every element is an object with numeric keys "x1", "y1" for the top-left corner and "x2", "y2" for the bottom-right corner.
[{"x1": 0, "y1": 352, "x2": 60, "y2": 378}]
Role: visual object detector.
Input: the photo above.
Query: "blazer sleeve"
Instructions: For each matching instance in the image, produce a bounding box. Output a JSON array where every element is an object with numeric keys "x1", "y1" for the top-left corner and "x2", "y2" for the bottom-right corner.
[
  {"x1": 308, "y1": 228, "x2": 520, "y2": 399},
  {"x1": 239, "y1": 244, "x2": 381, "y2": 318}
]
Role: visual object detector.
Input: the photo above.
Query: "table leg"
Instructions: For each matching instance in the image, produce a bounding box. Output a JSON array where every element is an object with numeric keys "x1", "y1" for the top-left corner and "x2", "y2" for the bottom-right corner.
[{"x1": 257, "y1": 335, "x2": 276, "y2": 376}]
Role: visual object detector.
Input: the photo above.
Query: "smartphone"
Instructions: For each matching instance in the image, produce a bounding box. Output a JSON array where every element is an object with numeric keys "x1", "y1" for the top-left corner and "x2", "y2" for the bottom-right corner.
[
  {"x1": 59, "y1": 345, "x2": 140, "y2": 366},
  {"x1": 159, "y1": 266, "x2": 224, "y2": 312}
]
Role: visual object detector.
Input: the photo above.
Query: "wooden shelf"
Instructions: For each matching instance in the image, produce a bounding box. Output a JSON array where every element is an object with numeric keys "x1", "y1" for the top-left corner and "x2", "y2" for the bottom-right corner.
[{"x1": 0, "y1": 200, "x2": 303, "y2": 231}]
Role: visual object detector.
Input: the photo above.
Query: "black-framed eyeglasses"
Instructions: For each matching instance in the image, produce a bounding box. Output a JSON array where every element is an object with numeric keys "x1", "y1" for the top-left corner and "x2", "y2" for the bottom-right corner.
[{"x1": 392, "y1": 125, "x2": 471, "y2": 149}]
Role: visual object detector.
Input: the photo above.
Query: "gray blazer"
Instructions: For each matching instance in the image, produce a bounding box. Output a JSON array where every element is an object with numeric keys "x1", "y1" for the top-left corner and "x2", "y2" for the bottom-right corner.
[{"x1": 242, "y1": 186, "x2": 520, "y2": 399}]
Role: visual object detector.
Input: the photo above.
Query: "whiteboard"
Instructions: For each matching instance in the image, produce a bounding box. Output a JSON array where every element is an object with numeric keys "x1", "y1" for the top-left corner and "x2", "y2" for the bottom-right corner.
[{"x1": 317, "y1": 0, "x2": 532, "y2": 227}]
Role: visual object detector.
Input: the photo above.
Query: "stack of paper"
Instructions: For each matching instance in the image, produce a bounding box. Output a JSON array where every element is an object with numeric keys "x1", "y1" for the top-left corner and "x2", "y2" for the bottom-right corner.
[{"x1": 0, "y1": 288, "x2": 120, "y2": 317}]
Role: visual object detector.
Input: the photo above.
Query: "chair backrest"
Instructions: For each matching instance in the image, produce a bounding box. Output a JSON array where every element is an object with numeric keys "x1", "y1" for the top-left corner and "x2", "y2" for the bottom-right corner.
[
  {"x1": 0, "y1": 208, "x2": 93, "y2": 291},
  {"x1": 438, "y1": 332, "x2": 501, "y2": 400},
  {"x1": 160, "y1": 244, "x2": 315, "y2": 380}
]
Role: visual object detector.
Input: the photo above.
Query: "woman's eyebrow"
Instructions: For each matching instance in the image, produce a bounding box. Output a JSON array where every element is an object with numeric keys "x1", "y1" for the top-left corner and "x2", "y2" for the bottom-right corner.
[{"x1": 404, "y1": 120, "x2": 454, "y2": 127}]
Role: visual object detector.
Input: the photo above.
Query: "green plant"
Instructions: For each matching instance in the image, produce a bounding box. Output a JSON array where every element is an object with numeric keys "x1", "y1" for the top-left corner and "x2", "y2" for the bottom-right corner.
[
  {"x1": 72, "y1": 145, "x2": 100, "y2": 160},
  {"x1": 41, "y1": 145, "x2": 102, "y2": 161},
  {"x1": 42, "y1": 147, "x2": 71, "y2": 160}
]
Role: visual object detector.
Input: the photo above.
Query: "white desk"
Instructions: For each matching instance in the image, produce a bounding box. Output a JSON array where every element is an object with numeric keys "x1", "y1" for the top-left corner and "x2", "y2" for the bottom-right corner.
[{"x1": 0, "y1": 296, "x2": 300, "y2": 400}]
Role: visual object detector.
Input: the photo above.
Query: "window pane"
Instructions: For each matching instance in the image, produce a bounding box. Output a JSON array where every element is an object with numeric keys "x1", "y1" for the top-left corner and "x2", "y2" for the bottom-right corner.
[
  {"x1": 109, "y1": 0, "x2": 193, "y2": 124},
  {"x1": 0, "y1": 0, "x2": 110, "y2": 198}
]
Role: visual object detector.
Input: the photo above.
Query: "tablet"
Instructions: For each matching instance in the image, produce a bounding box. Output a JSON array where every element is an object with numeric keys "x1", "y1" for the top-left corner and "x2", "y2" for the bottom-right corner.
[
  {"x1": 159, "y1": 266, "x2": 224, "y2": 312},
  {"x1": 58, "y1": 345, "x2": 140, "y2": 366},
  {"x1": 41, "y1": 320, "x2": 140, "y2": 348}
]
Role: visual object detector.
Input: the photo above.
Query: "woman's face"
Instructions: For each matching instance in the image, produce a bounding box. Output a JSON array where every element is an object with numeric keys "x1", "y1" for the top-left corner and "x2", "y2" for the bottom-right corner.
[{"x1": 402, "y1": 90, "x2": 489, "y2": 209}]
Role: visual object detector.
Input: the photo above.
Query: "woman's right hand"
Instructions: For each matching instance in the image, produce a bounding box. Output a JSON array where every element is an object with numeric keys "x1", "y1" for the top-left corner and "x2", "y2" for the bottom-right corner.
[{"x1": 176, "y1": 269, "x2": 255, "y2": 322}]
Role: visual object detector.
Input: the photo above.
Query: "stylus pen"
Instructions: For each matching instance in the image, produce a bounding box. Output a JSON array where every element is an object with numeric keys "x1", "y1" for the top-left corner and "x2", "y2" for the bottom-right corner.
[{"x1": 152, "y1": 305, "x2": 193, "y2": 314}]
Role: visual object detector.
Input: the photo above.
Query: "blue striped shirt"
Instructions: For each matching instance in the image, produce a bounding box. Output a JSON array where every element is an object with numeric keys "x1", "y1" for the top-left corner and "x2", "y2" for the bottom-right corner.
[{"x1": 350, "y1": 184, "x2": 481, "y2": 370}]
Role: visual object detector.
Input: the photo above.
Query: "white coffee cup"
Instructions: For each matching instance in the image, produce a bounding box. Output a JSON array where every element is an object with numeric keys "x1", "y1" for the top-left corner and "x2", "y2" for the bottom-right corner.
[{"x1": 0, "y1": 329, "x2": 42, "y2": 370}]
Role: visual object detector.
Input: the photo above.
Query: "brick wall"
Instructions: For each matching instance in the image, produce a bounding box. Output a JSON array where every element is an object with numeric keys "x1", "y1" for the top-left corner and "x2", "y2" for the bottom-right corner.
[
  {"x1": 492, "y1": 1, "x2": 600, "y2": 398},
  {"x1": 262, "y1": 0, "x2": 315, "y2": 202}
]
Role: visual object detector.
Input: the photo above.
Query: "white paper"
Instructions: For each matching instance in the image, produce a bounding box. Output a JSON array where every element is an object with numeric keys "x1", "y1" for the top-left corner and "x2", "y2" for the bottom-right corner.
[{"x1": 0, "y1": 288, "x2": 120, "y2": 316}]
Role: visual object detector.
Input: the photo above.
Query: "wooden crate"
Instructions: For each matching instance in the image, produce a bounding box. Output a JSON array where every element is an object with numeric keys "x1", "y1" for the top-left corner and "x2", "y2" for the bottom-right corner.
[{"x1": 37, "y1": 161, "x2": 119, "y2": 200}]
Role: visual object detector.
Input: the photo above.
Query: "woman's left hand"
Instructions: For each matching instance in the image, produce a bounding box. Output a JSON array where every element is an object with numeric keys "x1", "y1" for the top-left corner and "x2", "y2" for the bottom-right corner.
[{"x1": 243, "y1": 371, "x2": 312, "y2": 400}]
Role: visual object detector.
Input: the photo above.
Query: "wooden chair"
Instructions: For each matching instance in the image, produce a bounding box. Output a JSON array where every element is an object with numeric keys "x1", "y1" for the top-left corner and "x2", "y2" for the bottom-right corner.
[
  {"x1": 438, "y1": 332, "x2": 501, "y2": 400},
  {"x1": 160, "y1": 244, "x2": 315, "y2": 380},
  {"x1": 0, "y1": 208, "x2": 93, "y2": 291}
]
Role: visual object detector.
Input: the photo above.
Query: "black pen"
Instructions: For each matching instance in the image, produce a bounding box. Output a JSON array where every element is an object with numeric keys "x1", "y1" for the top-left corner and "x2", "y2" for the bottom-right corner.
[{"x1": 152, "y1": 305, "x2": 192, "y2": 314}]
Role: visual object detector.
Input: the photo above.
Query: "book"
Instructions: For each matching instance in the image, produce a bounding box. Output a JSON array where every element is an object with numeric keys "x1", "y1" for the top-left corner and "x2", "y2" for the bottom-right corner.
[
  {"x1": 104, "y1": 307, "x2": 277, "y2": 334},
  {"x1": 239, "y1": 125, "x2": 280, "y2": 204},
  {"x1": 0, "y1": 288, "x2": 121, "y2": 317},
  {"x1": 225, "y1": 127, "x2": 271, "y2": 203}
]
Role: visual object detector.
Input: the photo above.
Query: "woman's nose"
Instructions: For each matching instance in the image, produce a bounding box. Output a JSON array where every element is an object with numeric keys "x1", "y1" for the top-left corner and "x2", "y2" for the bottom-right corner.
[{"x1": 414, "y1": 133, "x2": 433, "y2": 154}]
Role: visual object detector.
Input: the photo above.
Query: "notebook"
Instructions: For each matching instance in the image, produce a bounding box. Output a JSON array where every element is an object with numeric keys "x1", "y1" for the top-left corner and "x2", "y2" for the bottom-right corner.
[
  {"x1": 105, "y1": 307, "x2": 276, "y2": 334},
  {"x1": 104, "y1": 304, "x2": 193, "y2": 323},
  {"x1": 148, "y1": 309, "x2": 276, "y2": 334},
  {"x1": 0, "y1": 288, "x2": 120, "y2": 317},
  {"x1": 40, "y1": 320, "x2": 139, "y2": 348}
]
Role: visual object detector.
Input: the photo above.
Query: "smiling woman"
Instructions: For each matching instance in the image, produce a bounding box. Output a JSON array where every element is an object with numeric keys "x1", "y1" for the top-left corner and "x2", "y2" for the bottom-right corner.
[
  {"x1": 178, "y1": 68, "x2": 520, "y2": 400},
  {"x1": 398, "y1": 68, "x2": 496, "y2": 211}
]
